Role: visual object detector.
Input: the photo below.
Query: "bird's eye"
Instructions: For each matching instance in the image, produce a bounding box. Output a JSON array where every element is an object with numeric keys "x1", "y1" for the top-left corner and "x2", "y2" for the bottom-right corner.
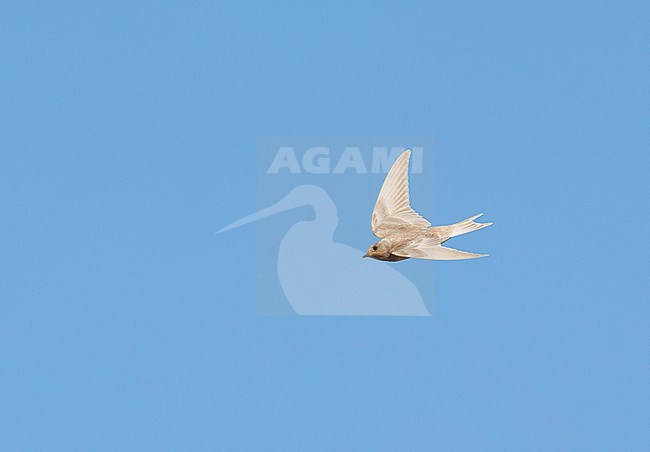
[{"x1": 372, "y1": 245, "x2": 378, "y2": 251}]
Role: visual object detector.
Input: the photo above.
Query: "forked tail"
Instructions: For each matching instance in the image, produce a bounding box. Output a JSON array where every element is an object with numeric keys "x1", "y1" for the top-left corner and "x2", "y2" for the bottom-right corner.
[{"x1": 447, "y1": 213, "x2": 493, "y2": 238}]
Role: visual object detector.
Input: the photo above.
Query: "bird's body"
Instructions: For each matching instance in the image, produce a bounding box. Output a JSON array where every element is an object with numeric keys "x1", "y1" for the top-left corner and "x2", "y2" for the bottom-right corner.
[
  {"x1": 364, "y1": 150, "x2": 492, "y2": 261},
  {"x1": 217, "y1": 184, "x2": 431, "y2": 315},
  {"x1": 370, "y1": 225, "x2": 448, "y2": 261}
]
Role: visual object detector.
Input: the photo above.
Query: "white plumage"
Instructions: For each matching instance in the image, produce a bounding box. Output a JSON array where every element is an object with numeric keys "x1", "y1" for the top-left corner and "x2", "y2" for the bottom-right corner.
[{"x1": 364, "y1": 150, "x2": 492, "y2": 262}]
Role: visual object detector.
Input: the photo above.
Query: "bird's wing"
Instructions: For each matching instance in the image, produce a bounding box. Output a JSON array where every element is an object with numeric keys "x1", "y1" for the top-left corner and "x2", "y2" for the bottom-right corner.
[
  {"x1": 371, "y1": 149, "x2": 431, "y2": 238},
  {"x1": 393, "y1": 237, "x2": 488, "y2": 260}
]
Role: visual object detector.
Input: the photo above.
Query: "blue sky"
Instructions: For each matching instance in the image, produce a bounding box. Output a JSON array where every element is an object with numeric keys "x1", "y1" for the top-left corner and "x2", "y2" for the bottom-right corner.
[{"x1": 2, "y1": 1, "x2": 649, "y2": 450}]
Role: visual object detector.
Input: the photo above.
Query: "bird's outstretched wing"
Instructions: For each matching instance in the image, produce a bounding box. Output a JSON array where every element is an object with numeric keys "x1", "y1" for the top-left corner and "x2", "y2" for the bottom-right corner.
[
  {"x1": 371, "y1": 149, "x2": 431, "y2": 238},
  {"x1": 393, "y1": 237, "x2": 488, "y2": 260}
]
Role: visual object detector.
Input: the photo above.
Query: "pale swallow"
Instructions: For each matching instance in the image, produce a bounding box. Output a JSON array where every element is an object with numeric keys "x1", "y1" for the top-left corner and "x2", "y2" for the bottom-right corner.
[{"x1": 364, "y1": 149, "x2": 492, "y2": 261}]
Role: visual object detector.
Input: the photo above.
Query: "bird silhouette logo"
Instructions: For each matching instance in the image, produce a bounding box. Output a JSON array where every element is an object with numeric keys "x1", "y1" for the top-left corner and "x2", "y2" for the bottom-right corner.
[{"x1": 217, "y1": 148, "x2": 491, "y2": 316}]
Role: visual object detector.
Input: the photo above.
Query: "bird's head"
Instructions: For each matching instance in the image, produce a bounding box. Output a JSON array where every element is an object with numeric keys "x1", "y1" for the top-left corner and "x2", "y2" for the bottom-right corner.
[{"x1": 363, "y1": 241, "x2": 390, "y2": 260}]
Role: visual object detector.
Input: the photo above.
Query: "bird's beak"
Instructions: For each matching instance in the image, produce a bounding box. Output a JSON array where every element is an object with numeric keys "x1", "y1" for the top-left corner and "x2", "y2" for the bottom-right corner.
[
  {"x1": 216, "y1": 193, "x2": 298, "y2": 234},
  {"x1": 362, "y1": 253, "x2": 369, "y2": 258}
]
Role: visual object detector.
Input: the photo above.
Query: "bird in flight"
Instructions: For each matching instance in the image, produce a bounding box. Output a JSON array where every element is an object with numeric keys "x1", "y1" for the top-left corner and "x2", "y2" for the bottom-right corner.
[{"x1": 364, "y1": 149, "x2": 492, "y2": 262}]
